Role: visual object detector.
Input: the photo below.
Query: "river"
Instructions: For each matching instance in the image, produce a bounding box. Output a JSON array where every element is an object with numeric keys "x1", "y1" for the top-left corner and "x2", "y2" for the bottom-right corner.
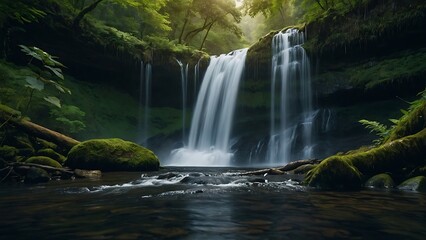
[{"x1": 1, "y1": 167, "x2": 425, "y2": 239}]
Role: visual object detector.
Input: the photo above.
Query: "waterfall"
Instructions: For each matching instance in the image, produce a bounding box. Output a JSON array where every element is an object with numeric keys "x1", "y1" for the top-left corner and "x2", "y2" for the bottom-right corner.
[
  {"x1": 169, "y1": 48, "x2": 248, "y2": 166},
  {"x1": 137, "y1": 60, "x2": 144, "y2": 143},
  {"x1": 194, "y1": 58, "x2": 201, "y2": 104},
  {"x1": 176, "y1": 59, "x2": 189, "y2": 144},
  {"x1": 137, "y1": 62, "x2": 152, "y2": 144},
  {"x1": 267, "y1": 29, "x2": 313, "y2": 164},
  {"x1": 144, "y1": 63, "x2": 152, "y2": 144}
]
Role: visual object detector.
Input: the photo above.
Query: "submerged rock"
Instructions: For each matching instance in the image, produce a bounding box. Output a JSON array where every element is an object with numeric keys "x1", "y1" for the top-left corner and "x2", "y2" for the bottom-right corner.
[
  {"x1": 397, "y1": 176, "x2": 426, "y2": 192},
  {"x1": 74, "y1": 169, "x2": 102, "y2": 179},
  {"x1": 66, "y1": 138, "x2": 160, "y2": 171},
  {"x1": 24, "y1": 167, "x2": 50, "y2": 183},
  {"x1": 365, "y1": 173, "x2": 395, "y2": 189}
]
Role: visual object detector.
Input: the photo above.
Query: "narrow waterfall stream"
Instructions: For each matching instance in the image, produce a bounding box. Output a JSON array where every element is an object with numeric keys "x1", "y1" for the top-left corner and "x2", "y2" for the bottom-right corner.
[
  {"x1": 169, "y1": 48, "x2": 248, "y2": 166},
  {"x1": 267, "y1": 29, "x2": 314, "y2": 165},
  {"x1": 138, "y1": 62, "x2": 152, "y2": 144},
  {"x1": 176, "y1": 59, "x2": 189, "y2": 144}
]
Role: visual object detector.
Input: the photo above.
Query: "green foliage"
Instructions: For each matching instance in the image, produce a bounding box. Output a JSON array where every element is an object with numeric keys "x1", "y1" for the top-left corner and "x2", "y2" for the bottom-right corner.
[
  {"x1": 19, "y1": 45, "x2": 70, "y2": 111},
  {"x1": 306, "y1": 127, "x2": 426, "y2": 189},
  {"x1": 358, "y1": 119, "x2": 390, "y2": 145},
  {"x1": 0, "y1": 0, "x2": 46, "y2": 26},
  {"x1": 305, "y1": 1, "x2": 426, "y2": 56},
  {"x1": 386, "y1": 89, "x2": 426, "y2": 142},
  {"x1": 49, "y1": 104, "x2": 86, "y2": 134}
]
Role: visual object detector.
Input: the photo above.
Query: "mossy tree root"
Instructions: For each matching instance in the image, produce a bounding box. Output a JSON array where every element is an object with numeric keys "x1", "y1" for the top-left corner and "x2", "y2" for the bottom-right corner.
[
  {"x1": 0, "y1": 108, "x2": 80, "y2": 151},
  {"x1": 305, "y1": 128, "x2": 426, "y2": 190}
]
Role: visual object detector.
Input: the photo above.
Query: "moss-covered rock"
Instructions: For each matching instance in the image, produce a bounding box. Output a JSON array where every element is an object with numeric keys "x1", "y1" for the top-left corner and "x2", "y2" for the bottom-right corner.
[
  {"x1": 365, "y1": 173, "x2": 395, "y2": 189},
  {"x1": 306, "y1": 128, "x2": 426, "y2": 189},
  {"x1": 0, "y1": 145, "x2": 18, "y2": 160},
  {"x1": 24, "y1": 167, "x2": 50, "y2": 184},
  {"x1": 33, "y1": 138, "x2": 58, "y2": 152},
  {"x1": 25, "y1": 156, "x2": 62, "y2": 168},
  {"x1": 397, "y1": 176, "x2": 426, "y2": 192},
  {"x1": 305, "y1": 157, "x2": 362, "y2": 190},
  {"x1": 36, "y1": 149, "x2": 66, "y2": 164},
  {"x1": 65, "y1": 138, "x2": 160, "y2": 171}
]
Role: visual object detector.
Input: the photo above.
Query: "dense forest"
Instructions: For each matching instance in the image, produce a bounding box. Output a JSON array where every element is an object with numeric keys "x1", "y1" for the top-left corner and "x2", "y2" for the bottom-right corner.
[
  {"x1": 1, "y1": 0, "x2": 426, "y2": 239},
  {"x1": 0, "y1": 0, "x2": 425, "y2": 183}
]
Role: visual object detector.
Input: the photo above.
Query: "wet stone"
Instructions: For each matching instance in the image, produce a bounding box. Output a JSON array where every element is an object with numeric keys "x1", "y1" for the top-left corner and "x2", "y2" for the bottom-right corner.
[{"x1": 157, "y1": 172, "x2": 179, "y2": 179}]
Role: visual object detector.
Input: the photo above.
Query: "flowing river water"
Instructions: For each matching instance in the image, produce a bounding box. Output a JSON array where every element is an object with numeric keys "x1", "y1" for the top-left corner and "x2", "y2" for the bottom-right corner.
[{"x1": 1, "y1": 167, "x2": 425, "y2": 239}]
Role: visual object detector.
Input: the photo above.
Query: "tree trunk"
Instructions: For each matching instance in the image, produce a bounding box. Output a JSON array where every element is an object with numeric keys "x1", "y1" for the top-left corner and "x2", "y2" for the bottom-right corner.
[
  {"x1": 73, "y1": 0, "x2": 105, "y2": 28},
  {"x1": 183, "y1": 18, "x2": 210, "y2": 43},
  {"x1": 239, "y1": 159, "x2": 321, "y2": 176},
  {"x1": 178, "y1": 9, "x2": 191, "y2": 44},
  {"x1": 0, "y1": 110, "x2": 80, "y2": 150},
  {"x1": 199, "y1": 22, "x2": 214, "y2": 50}
]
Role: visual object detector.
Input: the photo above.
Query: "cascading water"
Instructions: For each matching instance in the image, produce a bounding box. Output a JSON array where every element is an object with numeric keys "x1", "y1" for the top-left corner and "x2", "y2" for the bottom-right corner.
[
  {"x1": 137, "y1": 61, "x2": 152, "y2": 144},
  {"x1": 194, "y1": 58, "x2": 201, "y2": 104},
  {"x1": 137, "y1": 60, "x2": 144, "y2": 143},
  {"x1": 176, "y1": 59, "x2": 189, "y2": 143},
  {"x1": 169, "y1": 48, "x2": 248, "y2": 166},
  {"x1": 267, "y1": 28, "x2": 313, "y2": 164}
]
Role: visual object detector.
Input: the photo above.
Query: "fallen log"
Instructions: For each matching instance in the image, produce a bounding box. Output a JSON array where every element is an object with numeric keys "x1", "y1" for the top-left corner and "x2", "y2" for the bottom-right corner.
[
  {"x1": 239, "y1": 159, "x2": 321, "y2": 176},
  {"x1": 0, "y1": 107, "x2": 80, "y2": 150},
  {"x1": 8, "y1": 162, "x2": 74, "y2": 175},
  {"x1": 276, "y1": 159, "x2": 321, "y2": 172}
]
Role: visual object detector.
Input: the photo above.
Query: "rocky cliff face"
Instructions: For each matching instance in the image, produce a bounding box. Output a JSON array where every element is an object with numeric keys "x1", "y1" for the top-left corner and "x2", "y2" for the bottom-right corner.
[
  {"x1": 3, "y1": 0, "x2": 425, "y2": 164},
  {"x1": 232, "y1": 0, "x2": 426, "y2": 163}
]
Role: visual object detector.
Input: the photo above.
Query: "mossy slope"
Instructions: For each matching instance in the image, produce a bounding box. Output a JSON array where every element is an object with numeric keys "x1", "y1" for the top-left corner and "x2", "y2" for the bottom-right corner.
[{"x1": 306, "y1": 94, "x2": 426, "y2": 190}]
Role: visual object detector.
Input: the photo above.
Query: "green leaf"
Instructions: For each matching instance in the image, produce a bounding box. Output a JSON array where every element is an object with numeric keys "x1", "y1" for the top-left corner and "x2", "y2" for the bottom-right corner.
[
  {"x1": 43, "y1": 96, "x2": 61, "y2": 108},
  {"x1": 45, "y1": 66, "x2": 64, "y2": 79},
  {"x1": 25, "y1": 76, "x2": 44, "y2": 91},
  {"x1": 400, "y1": 109, "x2": 409, "y2": 115},
  {"x1": 389, "y1": 119, "x2": 399, "y2": 125},
  {"x1": 47, "y1": 80, "x2": 71, "y2": 94}
]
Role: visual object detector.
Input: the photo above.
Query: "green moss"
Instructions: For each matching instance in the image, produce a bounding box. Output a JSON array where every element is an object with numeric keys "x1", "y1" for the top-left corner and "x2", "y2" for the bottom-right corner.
[
  {"x1": 26, "y1": 156, "x2": 63, "y2": 168},
  {"x1": 237, "y1": 91, "x2": 270, "y2": 108},
  {"x1": 315, "y1": 49, "x2": 426, "y2": 92},
  {"x1": 306, "y1": 2, "x2": 426, "y2": 56},
  {"x1": 397, "y1": 176, "x2": 426, "y2": 192},
  {"x1": 305, "y1": 157, "x2": 362, "y2": 190},
  {"x1": 36, "y1": 149, "x2": 66, "y2": 164},
  {"x1": 0, "y1": 145, "x2": 18, "y2": 160},
  {"x1": 306, "y1": 128, "x2": 426, "y2": 189},
  {"x1": 351, "y1": 50, "x2": 426, "y2": 89},
  {"x1": 33, "y1": 138, "x2": 58, "y2": 151},
  {"x1": 66, "y1": 138, "x2": 160, "y2": 171},
  {"x1": 365, "y1": 173, "x2": 395, "y2": 189},
  {"x1": 386, "y1": 100, "x2": 426, "y2": 142},
  {"x1": 0, "y1": 103, "x2": 21, "y2": 119}
]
